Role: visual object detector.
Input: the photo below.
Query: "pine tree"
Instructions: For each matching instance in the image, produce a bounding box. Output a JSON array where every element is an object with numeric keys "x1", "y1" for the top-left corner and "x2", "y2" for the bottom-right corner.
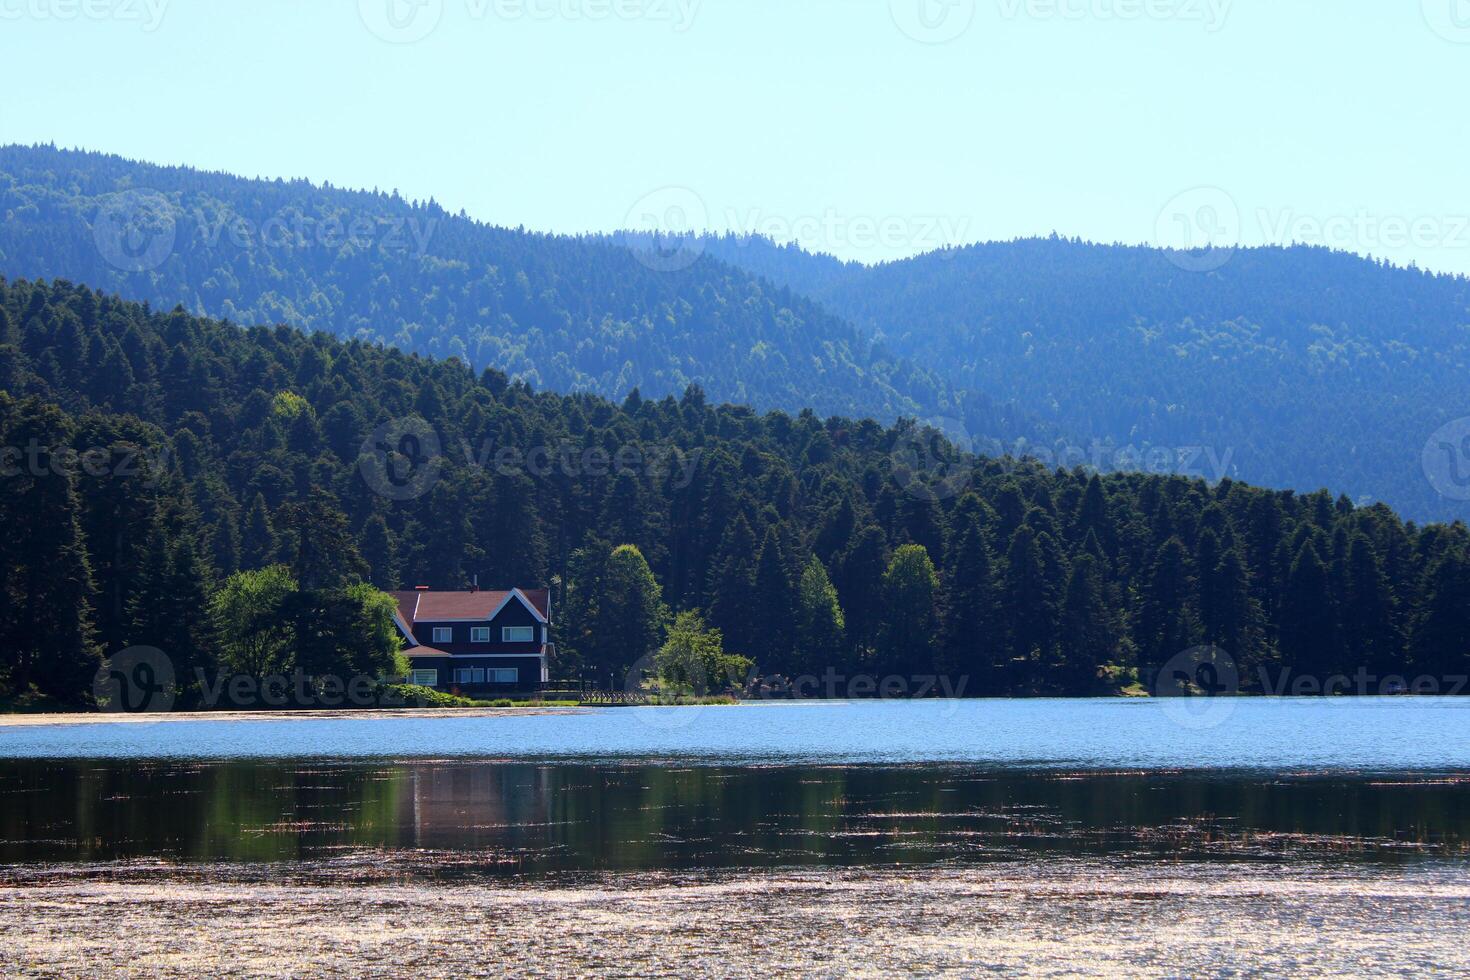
[
  {"x1": 1342, "y1": 534, "x2": 1399, "y2": 676},
  {"x1": 241, "y1": 493, "x2": 278, "y2": 570},
  {"x1": 0, "y1": 401, "x2": 102, "y2": 701},
  {"x1": 1001, "y1": 525, "x2": 1060, "y2": 678},
  {"x1": 359, "y1": 513, "x2": 400, "y2": 590},
  {"x1": 707, "y1": 513, "x2": 758, "y2": 655},
  {"x1": 1056, "y1": 553, "x2": 1119, "y2": 693},
  {"x1": 836, "y1": 525, "x2": 890, "y2": 659},
  {"x1": 749, "y1": 527, "x2": 797, "y2": 673},
  {"x1": 1279, "y1": 540, "x2": 1337, "y2": 677},
  {"x1": 939, "y1": 514, "x2": 1002, "y2": 687},
  {"x1": 279, "y1": 489, "x2": 368, "y2": 590},
  {"x1": 1138, "y1": 536, "x2": 1201, "y2": 674},
  {"x1": 1410, "y1": 548, "x2": 1470, "y2": 680}
]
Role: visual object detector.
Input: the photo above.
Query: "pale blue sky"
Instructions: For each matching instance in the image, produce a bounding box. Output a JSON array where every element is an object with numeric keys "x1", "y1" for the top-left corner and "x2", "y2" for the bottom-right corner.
[{"x1": 2, "y1": 0, "x2": 1468, "y2": 271}]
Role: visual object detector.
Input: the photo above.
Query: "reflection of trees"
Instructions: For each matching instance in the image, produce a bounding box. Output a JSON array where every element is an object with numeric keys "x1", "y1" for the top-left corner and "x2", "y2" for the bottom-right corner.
[{"x1": 6, "y1": 762, "x2": 1470, "y2": 868}]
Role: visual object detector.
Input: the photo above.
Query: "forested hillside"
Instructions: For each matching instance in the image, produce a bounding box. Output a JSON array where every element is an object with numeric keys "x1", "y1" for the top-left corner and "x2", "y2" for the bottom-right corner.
[
  {"x1": 0, "y1": 144, "x2": 1035, "y2": 442},
  {"x1": 701, "y1": 235, "x2": 1470, "y2": 523},
  {"x1": 4, "y1": 278, "x2": 1468, "y2": 706}
]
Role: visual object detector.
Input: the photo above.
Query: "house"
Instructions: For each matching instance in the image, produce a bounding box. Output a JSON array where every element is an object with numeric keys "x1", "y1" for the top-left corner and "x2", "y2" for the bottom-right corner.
[{"x1": 390, "y1": 585, "x2": 552, "y2": 693}]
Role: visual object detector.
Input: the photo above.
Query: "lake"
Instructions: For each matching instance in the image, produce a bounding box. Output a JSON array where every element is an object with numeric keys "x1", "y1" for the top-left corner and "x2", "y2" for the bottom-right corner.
[
  {"x1": 3, "y1": 699, "x2": 1469, "y2": 976},
  {"x1": 4, "y1": 697, "x2": 1470, "y2": 767}
]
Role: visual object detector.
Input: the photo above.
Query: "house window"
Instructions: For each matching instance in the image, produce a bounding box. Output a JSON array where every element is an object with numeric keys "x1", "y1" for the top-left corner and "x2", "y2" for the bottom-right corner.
[
  {"x1": 489, "y1": 668, "x2": 519, "y2": 684},
  {"x1": 471, "y1": 627, "x2": 491, "y2": 643},
  {"x1": 502, "y1": 626, "x2": 535, "y2": 643},
  {"x1": 432, "y1": 627, "x2": 453, "y2": 644},
  {"x1": 454, "y1": 667, "x2": 487, "y2": 685},
  {"x1": 410, "y1": 669, "x2": 439, "y2": 688}
]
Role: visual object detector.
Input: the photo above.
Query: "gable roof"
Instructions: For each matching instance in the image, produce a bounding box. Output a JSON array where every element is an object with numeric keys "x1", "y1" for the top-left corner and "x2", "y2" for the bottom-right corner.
[{"x1": 390, "y1": 588, "x2": 551, "y2": 629}]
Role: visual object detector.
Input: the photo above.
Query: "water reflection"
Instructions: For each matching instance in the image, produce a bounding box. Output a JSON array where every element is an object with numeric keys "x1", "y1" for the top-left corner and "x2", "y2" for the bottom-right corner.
[{"x1": 3, "y1": 762, "x2": 1469, "y2": 876}]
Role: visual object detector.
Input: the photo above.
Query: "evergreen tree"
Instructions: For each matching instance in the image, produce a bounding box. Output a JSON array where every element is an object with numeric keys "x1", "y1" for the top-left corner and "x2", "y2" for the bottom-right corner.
[
  {"x1": 278, "y1": 489, "x2": 368, "y2": 590},
  {"x1": 750, "y1": 526, "x2": 796, "y2": 673},
  {"x1": 1138, "y1": 536, "x2": 1201, "y2": 674},
  {"x1": 359, "y1": 513, "x2": 400, "y2": 591},
  {"x1": 939, "y1": 513, "x2": 1002, "y2": 687},
  {"x1": 706, "y1": 513, "x2": 758, "y2": 656},
  {"x1": 1342, "y1": 535, "x2": 1400, "y2": 676},
  {"x1": 836, "y1": 525, "x2": 890, "y2": 659},
  {"x1": 1001, "y1": 525, "x2": 1060, "y2": 678},
  {"x1": 1410, "y1": 548, "x2": 1470, "y2": 680},
  {"x1": 1279, "y1": 540, "x2": 1337, "y2": 678},
  {"x1": 1055, "y1": 553, "x2": 1119, "y2": 693},
  {"x1": 0, "y1": 401, "x2": 102, "y2": 701},
  {"x1": 241, "y1": 493, "x2": 278, "y2": 570}
]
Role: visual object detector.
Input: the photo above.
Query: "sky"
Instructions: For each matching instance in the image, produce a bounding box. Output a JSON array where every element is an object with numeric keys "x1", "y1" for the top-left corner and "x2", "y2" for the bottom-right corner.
[{"x1": 2, "y1": 0, "x2": 1468, "y2": 272}]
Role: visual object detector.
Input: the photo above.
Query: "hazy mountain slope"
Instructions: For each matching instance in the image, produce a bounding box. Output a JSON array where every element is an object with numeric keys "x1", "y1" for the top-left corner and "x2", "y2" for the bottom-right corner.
[
  {"x1": 0, "y1": 144, "x2": 991, "y2": 430},
  {"x1": 704, "y1": 235, "x2": 1470, "y2": 522}
]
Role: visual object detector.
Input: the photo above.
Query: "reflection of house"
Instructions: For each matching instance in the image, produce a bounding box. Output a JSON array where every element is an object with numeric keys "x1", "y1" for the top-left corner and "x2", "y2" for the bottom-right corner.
[
  {"x1": 390, "y1": 586, "x2": 551, "y2": 692},
  {"x1": 400, "y1": 764, "x2": 553, "y2": 852}
]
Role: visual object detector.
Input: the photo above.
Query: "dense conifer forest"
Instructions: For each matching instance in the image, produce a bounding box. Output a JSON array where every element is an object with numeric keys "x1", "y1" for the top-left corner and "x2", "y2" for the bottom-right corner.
[
  {"x1": 700, "y1": 234, "x2": 1470, "y2": 523},
  {"x1": 3, "y1": 277, "x2": 1468, "y2": 706},
  {"x1": 0, "y1": 144, "x2": 1034, "y2": 442}
]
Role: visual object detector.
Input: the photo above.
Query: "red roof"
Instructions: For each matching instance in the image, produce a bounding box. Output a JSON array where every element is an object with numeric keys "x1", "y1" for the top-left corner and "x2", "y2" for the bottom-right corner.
[{"x1": 390, "y1": 588, "x2": 550, "y2": 627}]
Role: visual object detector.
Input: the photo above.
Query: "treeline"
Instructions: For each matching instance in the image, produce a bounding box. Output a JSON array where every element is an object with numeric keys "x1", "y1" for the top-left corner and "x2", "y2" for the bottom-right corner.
[{"x1": 2, "y1": 278, "x2": 1469, "y2": 706}]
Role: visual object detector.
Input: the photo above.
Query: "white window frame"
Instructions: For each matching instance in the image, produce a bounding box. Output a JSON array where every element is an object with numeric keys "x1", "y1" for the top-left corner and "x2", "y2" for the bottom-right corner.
[
  {"x1": 470, "y1": 627, "x2": 491, "y2": 643},
  {"x1": 502, "y1": 626, "x2": 535, "y2": 644},
  {"x1": 454, "y1": 667, "x2": 488, "y2": 685},
  {"x1": 410, "y1": 669, "x2": 439, "y2": 688},
  {"x1": 432, "y1": 627, "x2": 453, "y2": 644},
  {"x1": 488, "y1": 668, "x2": 519, "y2": 685}
]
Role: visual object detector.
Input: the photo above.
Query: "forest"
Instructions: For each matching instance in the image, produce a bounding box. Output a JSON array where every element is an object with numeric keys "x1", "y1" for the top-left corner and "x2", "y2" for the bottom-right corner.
[
  {"x1": 701, "y1": 234, "x2": 1470, "y2": 524},
  {"x1": 3, "y1": 277, "x2": 1469, "y2": 707},
  {"x1": 0, "y1": 144, "x2": 1035, "y2": 438}
]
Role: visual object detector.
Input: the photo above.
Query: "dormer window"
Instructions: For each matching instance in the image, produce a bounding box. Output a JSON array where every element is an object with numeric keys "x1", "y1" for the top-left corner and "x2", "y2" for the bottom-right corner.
[
  {"x1": 502, "y1": 626, "x2": 535, "y2": 643},
  {"x1": 471, "y1": 627, "x2": 491, "y2": 643}
]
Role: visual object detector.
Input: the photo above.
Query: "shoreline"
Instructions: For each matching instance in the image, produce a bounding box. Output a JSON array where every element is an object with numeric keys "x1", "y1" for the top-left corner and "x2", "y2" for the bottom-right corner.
[{"x1": 0, "y1": 706, "x2": 584, "y2": 727}]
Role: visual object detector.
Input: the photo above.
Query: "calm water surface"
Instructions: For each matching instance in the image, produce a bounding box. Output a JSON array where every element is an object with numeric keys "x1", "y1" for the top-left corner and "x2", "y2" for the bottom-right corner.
[{"x1": 3, "y1": 698, "x2": 1469, "y2": 768}]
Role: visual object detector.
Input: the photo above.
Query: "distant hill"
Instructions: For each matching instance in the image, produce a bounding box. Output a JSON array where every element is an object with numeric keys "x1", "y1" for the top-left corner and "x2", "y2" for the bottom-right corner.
[
  {"x1": 701, "y1": 235, "x2": 1470, "y2": 523},
  {"x1": 0, "y1": 144, "x2": 1031, "y2": 444}
]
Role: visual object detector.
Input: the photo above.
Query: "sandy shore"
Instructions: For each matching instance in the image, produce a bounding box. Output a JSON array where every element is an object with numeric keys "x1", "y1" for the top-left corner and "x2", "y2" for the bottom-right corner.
[
  {"x1": 0, "y1": 706, "x2": 582, "y2": 728},
  {"x1": 3, "y1": 865, "x2": 1467, "y2": 977}
]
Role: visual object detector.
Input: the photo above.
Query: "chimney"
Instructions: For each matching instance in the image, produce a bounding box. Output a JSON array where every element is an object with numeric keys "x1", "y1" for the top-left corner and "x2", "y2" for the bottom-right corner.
[{"x1": 471, "y1": 574, "x2": 479, "y2": 593}]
